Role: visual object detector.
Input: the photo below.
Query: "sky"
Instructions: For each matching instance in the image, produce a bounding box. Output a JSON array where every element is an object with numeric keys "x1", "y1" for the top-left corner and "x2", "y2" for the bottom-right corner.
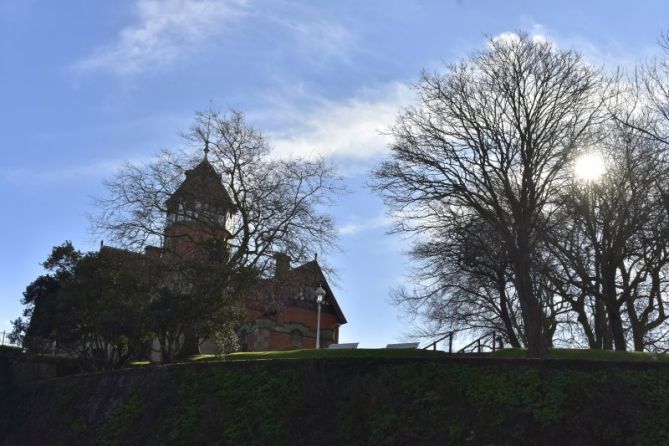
[{"x1": 2, "y1": 0, "x2": 669, "y2": 348}]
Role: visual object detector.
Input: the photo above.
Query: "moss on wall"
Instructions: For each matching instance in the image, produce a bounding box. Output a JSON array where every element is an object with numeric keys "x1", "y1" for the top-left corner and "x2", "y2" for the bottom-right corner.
[{"x1": 3, "y1": 357, "x2": 669, "y2": 445}]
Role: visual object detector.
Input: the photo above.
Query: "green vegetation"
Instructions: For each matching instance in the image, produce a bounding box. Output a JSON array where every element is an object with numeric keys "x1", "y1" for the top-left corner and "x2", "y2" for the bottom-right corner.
[
  {"x1": 491, "y1": 348, "x2": 669, "y2": 362},
  {"x1": 5, "y1": 356, "x2": 669, "y2": 445}
]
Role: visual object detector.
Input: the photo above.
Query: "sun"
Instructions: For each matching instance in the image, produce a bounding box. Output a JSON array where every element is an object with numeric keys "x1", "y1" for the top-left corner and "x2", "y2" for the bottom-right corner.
[{"x1": 574, "y1": 153, "x2": 606, "y2": 182}]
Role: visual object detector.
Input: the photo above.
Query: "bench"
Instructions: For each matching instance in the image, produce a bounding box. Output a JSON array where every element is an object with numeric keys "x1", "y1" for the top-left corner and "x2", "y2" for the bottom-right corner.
[
  {"x1": 328, "y1": 342, "x2": 359, "y2": 349},
  {"x1": 385, "y1": 342, "x2": 420, "y2": 349}
]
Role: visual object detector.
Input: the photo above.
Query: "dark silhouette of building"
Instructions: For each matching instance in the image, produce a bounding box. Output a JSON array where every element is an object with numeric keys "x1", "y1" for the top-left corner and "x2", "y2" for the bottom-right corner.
[{"x1": 113, "y1": 153, "x2": 346, "y2": 356}]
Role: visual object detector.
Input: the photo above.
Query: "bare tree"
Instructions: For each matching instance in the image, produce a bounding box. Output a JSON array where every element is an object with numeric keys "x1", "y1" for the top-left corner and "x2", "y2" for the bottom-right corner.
[
  {"x1": 92, "y1": 110, "x2": 342, "y2": 358},
  {"x1": 627, "y1": 33, "x2": 669, "y2": 146},
  {"x1": 393, "y1": 213, "x2": 526, "y2": 348},
  {"x1": 547, "y1": 115, "x2": 669, "y2": 351},
  {"x1": 94, "y1": 110, "x2": 340, "y2": 271},
  {"x1": 373, "y1": 34, "x2": 607, "y2": 357}
]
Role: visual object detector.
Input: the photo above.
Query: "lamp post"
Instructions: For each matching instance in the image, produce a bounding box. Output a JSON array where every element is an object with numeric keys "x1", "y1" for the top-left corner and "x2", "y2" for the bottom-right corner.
[{"x1": 315, "y1": 285, "x2": 326, "y2": 349}]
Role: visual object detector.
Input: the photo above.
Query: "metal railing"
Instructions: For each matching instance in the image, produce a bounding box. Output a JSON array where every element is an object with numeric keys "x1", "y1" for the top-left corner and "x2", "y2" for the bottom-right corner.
[
  {"x1": 422, "y1": 331, "x2": 504, "y2": 354},
  {"x1": 456, "y1": 331, "x2": 500, "y2": 354},
  {"x1": 422, "y1": 332, "x2": 454, "y2": 353}
]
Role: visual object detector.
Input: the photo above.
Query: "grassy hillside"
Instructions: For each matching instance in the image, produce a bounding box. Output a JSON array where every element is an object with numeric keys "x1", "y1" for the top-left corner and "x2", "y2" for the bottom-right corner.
[{"x1": 4, "y1": 351, "x2": 669, "y2": 445}]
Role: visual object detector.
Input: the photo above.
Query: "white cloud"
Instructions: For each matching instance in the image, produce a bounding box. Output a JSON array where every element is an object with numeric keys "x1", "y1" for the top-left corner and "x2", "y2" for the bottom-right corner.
[
  {"x1": 74, "y1": 0, "x2": 247, "y2": 75},
  {"x1": 339, "y1": 214, "x2": 393, "y2": 236},
  {"x1": 267, "y1": 82, "x2": 415, "y2": 160},
  {"x1": 491, "y1": 31, "x2": 523, "y2": 47},
  {"x1": 490, "y1": 28, "x2": 551, "y2": 49},
  {"x1": 491, "y1": 22, "x2": 655, "y2": 72}
]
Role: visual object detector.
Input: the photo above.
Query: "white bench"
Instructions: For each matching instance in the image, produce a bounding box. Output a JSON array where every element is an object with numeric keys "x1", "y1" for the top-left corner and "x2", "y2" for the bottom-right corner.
[
  {"x1": 328, "y1": 342, "x2": 359, "y2": 349},
  {"x1": 385, "y1": 342, "x2": 420, "y2": 349}
]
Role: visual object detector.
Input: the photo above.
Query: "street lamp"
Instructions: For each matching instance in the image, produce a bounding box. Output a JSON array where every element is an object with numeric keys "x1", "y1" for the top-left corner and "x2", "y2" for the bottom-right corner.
[{"x1": 315, "y1": 285, "x2": 326, "y2": 349}]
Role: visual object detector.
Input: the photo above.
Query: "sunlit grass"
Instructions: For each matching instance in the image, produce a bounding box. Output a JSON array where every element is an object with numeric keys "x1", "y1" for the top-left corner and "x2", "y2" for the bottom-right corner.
[
  {"x1": 189, "y1": 348, "x2": 447, "y2": 362},
  {"x1": 133, "y1": 347, "x2": 669, "y2": 366},
  {"x1": 128, "y1": 360, "x2": 152, "y2": 367}
]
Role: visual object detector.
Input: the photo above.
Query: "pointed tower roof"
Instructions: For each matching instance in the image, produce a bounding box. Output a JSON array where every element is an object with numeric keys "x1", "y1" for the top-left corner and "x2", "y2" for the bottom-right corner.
[{"x1": 166, "y1": 157, "x2": 236, "y2": 212}]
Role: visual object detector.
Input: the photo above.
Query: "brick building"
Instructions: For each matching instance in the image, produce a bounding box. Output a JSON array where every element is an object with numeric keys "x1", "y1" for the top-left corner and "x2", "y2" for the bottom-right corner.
[
  {"x1": 142, "y1": 153, "x2": 346, "y2": 354},
  {"x1": 234, "y1": 253, "x2": 346, "y2": 351}
]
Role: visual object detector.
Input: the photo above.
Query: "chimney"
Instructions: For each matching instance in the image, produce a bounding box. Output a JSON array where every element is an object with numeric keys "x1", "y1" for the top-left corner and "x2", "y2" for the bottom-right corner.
[{"x1": 274, "y1": 252, "x2": 291, "y2": 279}]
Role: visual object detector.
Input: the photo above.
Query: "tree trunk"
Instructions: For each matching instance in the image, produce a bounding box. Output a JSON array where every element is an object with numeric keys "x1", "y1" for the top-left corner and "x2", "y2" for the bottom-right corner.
[
  {"x1": 606, "y1": 302, "x2": 626, "y2": 351},
  {"x1": 620, "y1": 264, "x2": 646, "y2": 351},
  {"x1": 601, "y1": 259, "x2": 627, "y2": 351},
  {"x1": 512, "y1": 238, "x2": 547, "y2": 358},
  {"x1": 573, "y1": 296, "x2": 597, "y2": 348},
  {"x1": 497, "y1": 271, "x2": 522, "y2": 348},
  {"x1": 594, "y1": 298, "x2": 606, "y2": 349},
  {"x1": 179, "y1": 329, "x2": 200, "y2": 358},
  {"x1": 623, "y1": 287, "x2": 644, "y2": 351}
]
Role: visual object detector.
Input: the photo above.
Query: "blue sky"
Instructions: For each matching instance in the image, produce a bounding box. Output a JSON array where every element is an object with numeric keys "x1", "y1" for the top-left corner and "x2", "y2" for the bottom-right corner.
[{"x1": 2, "y1": 0, "x2": 669, "y2": 348}]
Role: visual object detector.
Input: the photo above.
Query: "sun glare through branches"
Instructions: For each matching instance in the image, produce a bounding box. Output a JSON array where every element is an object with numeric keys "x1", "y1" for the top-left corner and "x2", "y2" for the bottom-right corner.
[{"x1": 574, "y1": 153, "x2": 606, "y2": 182}]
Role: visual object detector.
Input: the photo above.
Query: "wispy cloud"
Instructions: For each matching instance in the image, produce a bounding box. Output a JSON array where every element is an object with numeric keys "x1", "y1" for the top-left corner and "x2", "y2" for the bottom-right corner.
[
  {"x1": 72, "y1": 0, "x2": 358, "y2": 77},
  {"x1": 73, "y1": 0, "x2": 247, "y2": 76},
  {"x1": 267, "y1": 14, "x2": 356, "y2": 65},
  {"x1": 0, "y1": 157, "x2": 151, "y2": 186},
  {"x1": 339, "y1": 214, "x2": 393, "y2": 236},
  {"x1": 266, "y1": 82, "x2": 415, "y2": 160}
]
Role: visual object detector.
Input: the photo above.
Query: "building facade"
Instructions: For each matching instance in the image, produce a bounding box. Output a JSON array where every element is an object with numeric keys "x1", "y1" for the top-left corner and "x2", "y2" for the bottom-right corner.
[{"x1": 141, "y1": 154, "x2": 346, "y2": 356}]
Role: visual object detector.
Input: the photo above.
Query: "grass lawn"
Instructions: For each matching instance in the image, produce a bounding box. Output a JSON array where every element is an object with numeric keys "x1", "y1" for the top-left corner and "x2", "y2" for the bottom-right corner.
[
  {"x1": 128, "y1": 360, "x2": 152, "y2": 366},
  {"x1": 126, "y1": 346, "x2": 669, "y2": 366},
  {"x1": 189, "y1": 347, "x2": 447, "y2": 362},
  {"x1": 490, "y1": 347, "x2": 669, "y2": 362}
]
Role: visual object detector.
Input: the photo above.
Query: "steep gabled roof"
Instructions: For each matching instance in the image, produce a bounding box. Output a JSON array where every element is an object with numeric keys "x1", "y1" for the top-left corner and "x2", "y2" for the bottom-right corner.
[
  {"x1": 166, "y1": 159, "x2": 236, "y2": 212},
  {"x1": 253, "y1": 259, "x2": 346, "y2": 325},
  {"x1": 291, "y1": 260, "x2": 347, "y2": 324}
]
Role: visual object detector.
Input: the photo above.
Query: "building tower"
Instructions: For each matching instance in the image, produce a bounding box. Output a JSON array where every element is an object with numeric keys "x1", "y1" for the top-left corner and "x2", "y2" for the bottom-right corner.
[{"x1": 164, "y1": 150, "x2": 236, "y2": 260}]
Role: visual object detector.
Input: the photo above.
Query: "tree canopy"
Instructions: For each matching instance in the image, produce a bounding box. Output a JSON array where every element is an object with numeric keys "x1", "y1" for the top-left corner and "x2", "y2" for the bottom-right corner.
[
  {"x1": 14, "y1": 111, "x2": 343, "y2": 366},
  {"x1": 374, "y1": 34, "x2": 609, "y2": 356},
  {"x1": 373, "y1": 33, "x2": 669, "y2": 356}
]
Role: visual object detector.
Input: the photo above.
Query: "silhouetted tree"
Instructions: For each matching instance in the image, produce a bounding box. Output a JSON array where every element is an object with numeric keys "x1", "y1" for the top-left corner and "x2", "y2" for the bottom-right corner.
[
  {"x1": 10, "y1": 242, "x2": 81, "y2": 348},
  {"x1": 13, "y1": 242, "x2": 151, "y2": 370},
  {"x1": 393, "y1": 214, "x2": 525, "y2": 348},
  {"x1": 374, "y1": 34, "x2": 608, "y2": 357},
  {"x1": 549, "y1": 117, "x2": 669, "y2": 351},
  {"x1": 91, "y1": 110, "x2": 342, "y2": 359}
]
